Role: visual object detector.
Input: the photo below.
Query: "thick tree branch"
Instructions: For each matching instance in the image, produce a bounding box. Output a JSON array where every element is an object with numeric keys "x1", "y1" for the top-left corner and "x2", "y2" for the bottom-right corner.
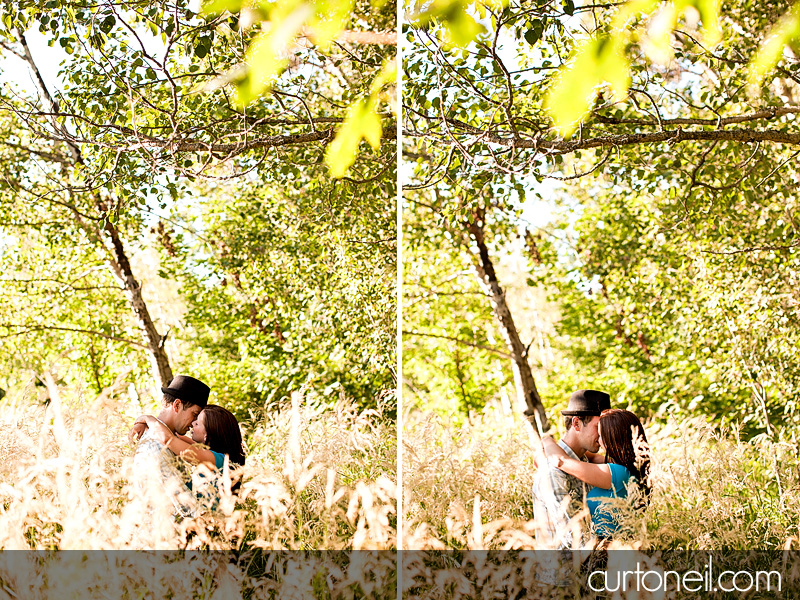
[
  {"x1": 413, "y1": 121, "x2": 800, "y2": 154},
  {"x1": 16, "y1": 29, "x2": 173, "y2": 389},
  {"x1": 102, "y1": 214, "x2": 173, "y2": 388},
  {"x1": 29, "y1": 123, "x2": 397, "y2": 154}
]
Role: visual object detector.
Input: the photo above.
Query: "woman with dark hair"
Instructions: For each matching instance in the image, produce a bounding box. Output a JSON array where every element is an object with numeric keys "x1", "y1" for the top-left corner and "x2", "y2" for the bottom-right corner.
[
  {"x1": 543, "y1": 409, "x2": 651, "y2": 538},
  {"x1": 188, "y1": 405, "x2": 246, "y2": 468}
]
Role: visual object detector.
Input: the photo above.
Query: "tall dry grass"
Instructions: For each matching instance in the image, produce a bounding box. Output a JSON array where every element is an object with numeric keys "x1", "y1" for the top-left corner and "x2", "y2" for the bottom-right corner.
[
  {"x1": 402, "y1": 405, "x2": 800, "y2": 598},
  {"x1": 0, "y1": 375, "x2": 396, "y2": 598},
  {"x1": 0, "y1": 374, "x2": 396, "y2": 551},
  {"x1": 403, "y1": 403, "x2": 800, "y2": 551}
]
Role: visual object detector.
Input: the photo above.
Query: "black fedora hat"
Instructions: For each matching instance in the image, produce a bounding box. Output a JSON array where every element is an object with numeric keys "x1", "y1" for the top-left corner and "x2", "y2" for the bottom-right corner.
[
  {"x1": 561, "y1": 389, "x2": 610, "y2": 417},
  {"x1": 161, "y1": 375, "x2": 210, "y2": 408}
]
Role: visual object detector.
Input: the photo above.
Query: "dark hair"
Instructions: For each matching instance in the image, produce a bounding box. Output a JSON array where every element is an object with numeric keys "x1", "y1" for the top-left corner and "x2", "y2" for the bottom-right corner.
[
  {"x1": 202, "y1": 405, "x2": 246, "y2": 467},
  {"x1": 162, "y1": 393, "x2": 205, "y2": 410},
  {"x1": 564, "y1": 414, "x2": 595, "y2": 431},
  {"x1": 600, "y1": 409, "x2": 651, "y2": 498}
]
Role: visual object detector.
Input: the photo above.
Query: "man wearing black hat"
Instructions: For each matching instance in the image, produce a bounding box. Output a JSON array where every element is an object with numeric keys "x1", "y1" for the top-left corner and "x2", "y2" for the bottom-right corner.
[
  {"x1": 132, "y1": 375, "x2": 211, "y2": 518},
  {"x1": 531, "y1": 389, "x2": 611, "y2": 586}
]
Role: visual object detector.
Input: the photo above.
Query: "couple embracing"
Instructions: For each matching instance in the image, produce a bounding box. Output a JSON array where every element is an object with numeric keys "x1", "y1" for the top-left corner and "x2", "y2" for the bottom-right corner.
[
  {"x1": 532, "y1": 390, "x2": 651, "y2": 584},
  {"x1": 131, "y1": 375, "x2": 246, "y2": 517}
]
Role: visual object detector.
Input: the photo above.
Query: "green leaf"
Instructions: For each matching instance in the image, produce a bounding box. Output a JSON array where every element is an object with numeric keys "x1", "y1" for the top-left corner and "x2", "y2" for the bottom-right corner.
[
  {"x1": 194, "y1": 36, "x2": 211, "y2": 59},
  {"x1": 201, "y1": 0, "x2": 243, "y2": 16},
  {"x1": 524, "y1": 20, "x2": 544, "y2": 45},
  {"x1": 307, "y1": 0, "x2": 355, "y2": 48},
  {"x1": 546, "y1": 36, "x2": 630, "y2": 136},
  {"x1": 749, "y1": 4, "x2": 800, "y2": 86},
  {"x1": 234, "y1": 4, "x2": 312, "y2": 106},
  {"x1": 99, "y1": 14, "x2": 115, "y2": 34},
  {"x1": 683, "y1": 0, "x2": 722, "y2": 47},
  {"x1": 325, "y1": 98, "x2": 382, "y2": 178},
  {"x1": 411, "y1": 0, "x2": 491, "y2": 48},
  {"x1": 444, "y1": 5, "x2": 483, "y2": 47},
  {"x1": 369, "y1": 58, "x2": 398, "y2": 95}
]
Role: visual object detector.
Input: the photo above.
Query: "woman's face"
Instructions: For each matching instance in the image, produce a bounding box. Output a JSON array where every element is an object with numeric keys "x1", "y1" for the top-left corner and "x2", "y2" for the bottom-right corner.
[
  {"x1": 191, "y1": 411, "x2": 207, "y2": 444},
  {"x1": 598, "y1": 421, "x2": 606, "y2": 451}
]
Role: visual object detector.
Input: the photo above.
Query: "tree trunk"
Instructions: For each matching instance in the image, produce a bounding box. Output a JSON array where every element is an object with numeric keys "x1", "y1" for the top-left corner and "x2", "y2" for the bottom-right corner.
[
  {"x1": 104, "y1": 219, "x2": 174, "y2": 389},
  {"x1": 465, "y1": 215, "x2": 550, "y2": 434},
  {"x1": 18, "y1": 30, "x2": 173, "y2": 390}
]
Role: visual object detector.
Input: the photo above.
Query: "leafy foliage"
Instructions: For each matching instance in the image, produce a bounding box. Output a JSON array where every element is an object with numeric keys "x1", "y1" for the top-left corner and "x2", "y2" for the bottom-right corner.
[
  {"x1": 403, "y1": 195, "x2": 512, "y2": 417},
  {"x1": 403, "y1": 0, "x2": 800, "y2": 432},
  {"x1": 202, "y1": 0, "x2": 397, "y2": 176},
  {"x1": 169, "y1": 175, "x2": 396, "y2": 418},
  {"x1": 0, "y1": 0, "x2": 396, "y2": 412}
]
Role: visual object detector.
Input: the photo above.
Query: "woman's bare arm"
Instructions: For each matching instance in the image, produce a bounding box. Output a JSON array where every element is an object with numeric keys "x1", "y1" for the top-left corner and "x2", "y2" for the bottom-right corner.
[
  {"x1": 585, "y1": 451, "x2": 606, "y2": 464},
  {"x1": 532, "y1": 436, "x2": 562, "y2": 468},
  {"x1": 542, "y1": 436, "x2": 567, "y2": 458},
  {"x1": 133, "y1": 415, "x2": 217, "y2": 468},
  {"x1": 540, "y1": 438, "x2": 611, "y2": 486},
  {"x1": 163, "y1": 436, "x2": 217, "y2": 468},
  {"x1": 555, "y1": 455, "x2": 612, "y2": 489}
]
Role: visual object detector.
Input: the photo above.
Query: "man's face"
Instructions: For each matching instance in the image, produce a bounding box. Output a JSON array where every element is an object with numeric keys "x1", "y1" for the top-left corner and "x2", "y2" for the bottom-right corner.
[
  {"x1": 175, "y1": 400, "x2": 203, "y2": 435},
  {"x1": 577, "y1": 415, "x2": 601, "y2": 453}
]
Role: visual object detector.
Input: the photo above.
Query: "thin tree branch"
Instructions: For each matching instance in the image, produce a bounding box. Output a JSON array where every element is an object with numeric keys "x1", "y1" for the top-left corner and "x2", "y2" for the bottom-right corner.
[
  {"x1": 17, "y1": 28, "x2": 82, "y2": 164},
  {"x1": 402, "y1": 330, "x2": 513, "y2": 359},
  {"x1": 592, "y1": 106, "x2": 800, "y2": 128},
  {"x1": 0, "y1": 324, "x2": 148, "y2": 348},
  {"x1": 702, "y1": 240, "x2": 800, "y2": 255},
  {"x1": 301, "y1": 28, "x2": 397, "y2": 45},
  {"x1": 33, "y1": 124, "x2": 397, "y2": 154}
]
